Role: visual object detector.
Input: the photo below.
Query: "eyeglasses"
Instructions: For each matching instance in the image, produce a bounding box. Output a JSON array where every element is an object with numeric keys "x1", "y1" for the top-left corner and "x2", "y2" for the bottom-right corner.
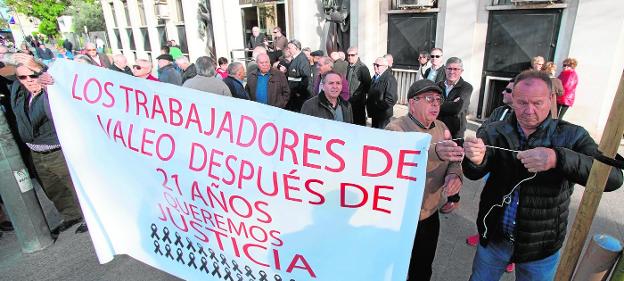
[
  {"x1": 430, "y1": 55, "x2": 442, "y2": 58},
  {"x1": 132, "y1": 65, "x2": 142, "y2": 70},
  {"x1": 86, "y1": 48, "x2": 97, "y2": 51},
  {"x1": 18, "y1": 74, "x2": 40, "y2": 80},
  {"x1": 373, "y1": 63, "x2": 386, "y2": 68},
  {"x1": 504, "y1": 88, "x2": 513, "y2": 94},
  {"x1": 418, "y1": 56, "x2": 428, "y2": 59},
  {"x1": 446, "y1": 67, "x2": 462, "y2": 72},
  {"x1": 414, "y1": 95, "x2": 444, "y2": 105},
  {"x1": 347, "y1": 54, "x2": 357, "y2": 57}
]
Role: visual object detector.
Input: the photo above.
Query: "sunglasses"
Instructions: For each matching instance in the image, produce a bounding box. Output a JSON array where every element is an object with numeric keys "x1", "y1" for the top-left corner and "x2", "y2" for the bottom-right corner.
[
  {"x1": 18, "y1": 74, "x2": 40, "y2": 80},
  {"x1": 430, "y1": 55, "x2": 441, "y2": 58},
  {"x1": 504, "y1": 87, "x2": 513, "y2": 94},
  {"x1": 133, "y1": 65, "x2": 142, "y2": 70},
  {"x1": 373, "y1": 63, "x2": 386, "y2": 68},
  {"x1": 347, "y1": 54, "x2": 357, "y2": 57},
  {"x1": 563, "y1": 64, "x2": 571, "y2": 67}
]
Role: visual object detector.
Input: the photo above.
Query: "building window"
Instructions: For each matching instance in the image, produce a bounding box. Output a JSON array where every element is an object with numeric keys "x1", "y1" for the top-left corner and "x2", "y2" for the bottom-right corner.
[
  {"x1": 387, "y1": 13, "x2": 437, "y2": 69},
  {"x1": 140, "y1": 27, "x2": 150, "y2": 50},
  {"x1": 137, "y1": 0, "x2": 147, "y2": 26},
  {"x1": 113, "y1": 28, "x2": 122, "y2": 49},
  {"x1": 127, "y1": 28, "x2": 135, "y2": 50},
  {"x1": 176, "y1": 0, "x2": 185, "y2": 23},
  {"x1": 109, "y1": 3, "x2": 117, "y2": 27},
  {"x1": 391, "y1": 0, "x2": 438, "y2": 10},
  {"x1": 176, "y1": 25, "x2": 188, "y2": 53},
  {"x1": 122, "y1": 1, "x2": 132, "y2": 26},
  {"x1": 157, "y1": 26, "x2": 167, "y2": 48}
]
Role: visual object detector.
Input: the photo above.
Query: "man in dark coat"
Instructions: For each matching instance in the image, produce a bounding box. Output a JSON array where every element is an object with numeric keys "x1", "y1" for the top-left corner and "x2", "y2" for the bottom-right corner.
[
  {"x1": 246, "y1": 53, "x2": 290, "y2": 108},
  {"x1": 366, "y1": 57, "x2": 397, "y2": 128},
  {"x1": 62, "y1": 39, "x2": 73, "y2": 53},
  {"x1": 175, "y1": 56, "x2": 197, "y2": 83},
  {"x1": 285, "y1": 39, "x2": 312, "y2": 112},
  {"x1": 222, "y1": 62, "x2": 249, "y2": 100},
  {"x1": 156, "y1": 54, "x2": 182, "y2": 86},
  {"x1": 346, "y1": 47, "x2": 371, "y2": 126},
  {"x1": 437, "y1": 57, "x2": 473, "y2": 214},
  {"x1": 437, "y1": 57, "x2": 473, "y2": 140},
  {"x1": 109, "y1": 54, "x2": 133, "y2": 75},
  {"x1": 248, "y1": 26, "x2": 267, "y2": 49},
  {"x1": 301, "y1": 71, "x2": 353, "y2": 123},
  {"x1": 463, "y1": 70, "x2": 623, "y2": 281}
]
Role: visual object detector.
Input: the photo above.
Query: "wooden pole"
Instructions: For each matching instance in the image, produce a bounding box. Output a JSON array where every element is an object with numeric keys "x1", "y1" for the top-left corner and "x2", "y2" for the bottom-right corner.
[{"x1": 555, "y1": 70, "x2": 624, "y2": 281}]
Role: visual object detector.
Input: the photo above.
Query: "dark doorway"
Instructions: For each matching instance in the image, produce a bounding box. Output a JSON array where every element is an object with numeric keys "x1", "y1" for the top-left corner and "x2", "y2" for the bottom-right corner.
[
  {"x1": 387, "y1": 13, "x2": 437, "y2": 70},
  {"x1": 477, "y1": 9, "x2": 562, "y2": 118}
]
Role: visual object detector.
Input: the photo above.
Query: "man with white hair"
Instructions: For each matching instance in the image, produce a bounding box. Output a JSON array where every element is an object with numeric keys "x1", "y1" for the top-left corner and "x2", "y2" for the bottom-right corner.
[
  {"x1": 330, "y1": 51, "x2": 348, "y2": 77},
  {"x1": 183, "y1": 56, "x2": 231, "y2": 96},
  {"x1": 366, "y1": 57, "x2": 397, "y2": 128},
  {"x1": 84, "y1": 42, "x2": 111, "y2": 68},
  {"x1": 175, "y1": 56, "x2": 197, "y2": 83},
  {"x1": 131, "y1": 59, "x2": 158, "y2": 81},
  {"x1": 246, "y1": 46, "x2": 268, "y2": 80},
  {"x1": 248, "y1": 26, "x2": 267, "y2": 49},
  {"x1": 222, "y1": 62, "x2": 249, "y2": 100},
  {"x1": 109, "y1": 54, "x2": 132, "y2": 75}
]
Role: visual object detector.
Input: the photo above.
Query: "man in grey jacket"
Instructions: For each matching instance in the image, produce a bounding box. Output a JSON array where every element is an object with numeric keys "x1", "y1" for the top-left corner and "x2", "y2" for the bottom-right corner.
[{"x1": 183, "y1": 56, "x2": 232, "y2": 97}]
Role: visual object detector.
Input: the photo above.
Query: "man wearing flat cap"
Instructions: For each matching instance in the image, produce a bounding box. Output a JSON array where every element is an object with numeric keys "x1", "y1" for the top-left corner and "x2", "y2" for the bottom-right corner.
[
  {"x1": 385, "y1": 79, "x2": 465, "y2": 281},
  {"x1": 156, "y1": 54, "x2": 182, "y2": 85}
]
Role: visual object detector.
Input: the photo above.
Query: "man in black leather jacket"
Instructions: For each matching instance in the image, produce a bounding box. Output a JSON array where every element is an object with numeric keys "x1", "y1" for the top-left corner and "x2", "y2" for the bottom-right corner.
[{"x1": 463, "y1": 70, "x2": 622, "y2": 280}]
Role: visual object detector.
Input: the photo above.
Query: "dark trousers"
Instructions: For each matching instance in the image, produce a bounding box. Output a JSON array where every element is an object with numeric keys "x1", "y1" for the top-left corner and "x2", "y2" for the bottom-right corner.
[
  {"x1": 32, "y1": 149, "x2": 83, "y2": 222},
  {"x1": 351, "y1": 102, "x2": 367, "y2": 126},
  {"x1": 408, "y1": 211, "x2": 440, "y2": 281},
  {"x1": 371, "y1": 116, "x2": 390, "y2": 129},
  {"x1": 557, "y1": 105, "x2": 570, "y2": 119}
]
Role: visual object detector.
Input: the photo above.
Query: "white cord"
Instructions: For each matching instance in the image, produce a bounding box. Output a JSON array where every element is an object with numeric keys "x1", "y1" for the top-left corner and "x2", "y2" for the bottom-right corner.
[{"x1": 481, "y1": 172, "x2": 538, "y2": 240}]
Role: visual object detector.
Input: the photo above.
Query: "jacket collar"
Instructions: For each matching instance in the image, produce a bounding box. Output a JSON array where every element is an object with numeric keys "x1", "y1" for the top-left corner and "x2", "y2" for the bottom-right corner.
[{"x1": 496, "y1": 113, "x2": 559, "y2": 150}]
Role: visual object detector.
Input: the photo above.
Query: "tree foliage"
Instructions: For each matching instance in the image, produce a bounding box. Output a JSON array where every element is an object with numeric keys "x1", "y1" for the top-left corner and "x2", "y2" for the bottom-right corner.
[
  {"x1": 69, "y1": 0, "x2": 106, "y2": 33},
  {"x1": 4, "y1": 0, "x2": 70, "y2": 36}
]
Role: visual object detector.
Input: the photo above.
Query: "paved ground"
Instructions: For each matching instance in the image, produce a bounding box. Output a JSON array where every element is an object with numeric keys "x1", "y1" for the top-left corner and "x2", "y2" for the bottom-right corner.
[{"x1": 0, "y1": 105, "x2": 622, "y2": 281}]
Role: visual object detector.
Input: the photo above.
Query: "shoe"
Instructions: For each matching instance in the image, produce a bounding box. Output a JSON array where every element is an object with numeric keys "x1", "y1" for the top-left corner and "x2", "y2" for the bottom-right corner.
[
  {"x1": 0, "y1": 221, "x2": 14, "y2": 231},
  {"x1": 75, "y1": 222, "x2": 88, "y2": 234},
  {"x1": 440, "y1": 202, "x2": 459, "y2": 214},
  {"x1": 52, "y1": 218, "x2": 82, "y2": 234},
  {"x1": 506, "y1": 263, "x2": 515, "y2": 273},
  {"x1": 466, "y1": 234, "x2": 479, "y2": 247}
]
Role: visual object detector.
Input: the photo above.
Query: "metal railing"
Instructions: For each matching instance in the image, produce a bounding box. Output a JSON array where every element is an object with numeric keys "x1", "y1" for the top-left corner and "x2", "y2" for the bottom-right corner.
[{"x1": 392, "y1": 68, "x2": 420, "y2": 105}]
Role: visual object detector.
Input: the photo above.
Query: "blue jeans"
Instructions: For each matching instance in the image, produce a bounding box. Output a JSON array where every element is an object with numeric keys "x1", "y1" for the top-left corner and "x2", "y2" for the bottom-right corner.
[{"x1": 469, "y1": 239, "x2": 560, "y2": 281}]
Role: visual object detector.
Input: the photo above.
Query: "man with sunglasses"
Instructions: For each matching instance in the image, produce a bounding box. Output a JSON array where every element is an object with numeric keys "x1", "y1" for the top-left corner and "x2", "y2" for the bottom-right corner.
[
  {"x1": 437, "y1": 57, "x2": 473, "y2": 214},
  {"x1": 386, "y1": 79, "x2": 464, "y2": 280},
  {"x1": 10, "y1": 62, "x2": 88, "y2": 234},
  {"x1": 346, "y1": 47, "x2": 371, "y2": 126},
  {"x1": 416, "y1": 50, "x2": 431, "y2": 81},
  {"x1": 132, "y1": 59, "x2": 158, "y2": 81},
  {"x1": 366, "y1": 57, "x2": 397, "y2": 128},
  {"x1": 84, "y1": 42, "x2": 111, "y2": 68},
  {"x1": 424, "y1": 48, "x2": 446, "y2": 83}
]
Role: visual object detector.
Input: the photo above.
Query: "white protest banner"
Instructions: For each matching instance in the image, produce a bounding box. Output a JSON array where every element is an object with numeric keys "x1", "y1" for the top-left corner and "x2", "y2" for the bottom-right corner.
[{"x1": 47, "y1": 60, "x2": 431, "y2": 281}]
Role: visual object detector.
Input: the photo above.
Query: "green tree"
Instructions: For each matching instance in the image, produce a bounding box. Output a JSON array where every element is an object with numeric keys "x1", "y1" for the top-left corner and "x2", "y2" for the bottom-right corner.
[
  {"x1": 69, "y1": 0, "x2": 105, "y2": 32},
  {"x1": 4, "y1": 0, "x2": 70, "y2": 36}
]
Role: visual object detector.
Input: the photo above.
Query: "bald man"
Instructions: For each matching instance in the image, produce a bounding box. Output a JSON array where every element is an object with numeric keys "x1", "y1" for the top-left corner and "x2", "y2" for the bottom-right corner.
[
  {"x1": 84, "y1": 42, "x2": 111, "y2": 68},
  {"x1": 109, "y1": 54, "x2": 132, "y2": 75}
]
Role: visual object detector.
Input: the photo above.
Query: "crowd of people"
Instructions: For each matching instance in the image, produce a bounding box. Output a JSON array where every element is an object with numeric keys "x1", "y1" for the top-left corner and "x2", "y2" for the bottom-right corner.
[{"x1": 0, "y1": 25, "x2": 619, "y2": 281}]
